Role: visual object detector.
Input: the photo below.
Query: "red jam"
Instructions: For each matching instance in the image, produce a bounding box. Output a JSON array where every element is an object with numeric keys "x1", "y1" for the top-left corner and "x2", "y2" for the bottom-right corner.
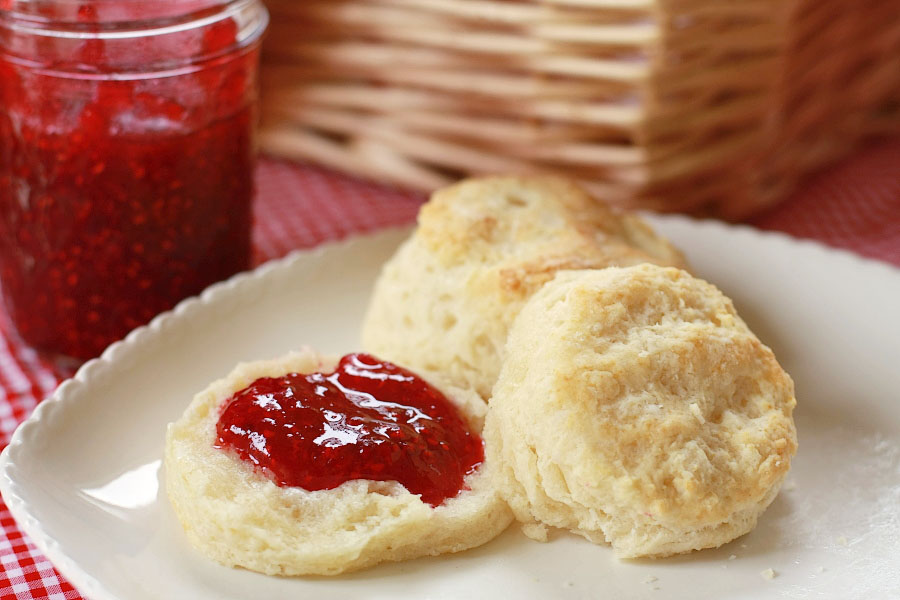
[
  {"x1": 215, "y1": 353, "x2": 484, "y2": 507},
  {"x1": 0, "y1": 3, "x2": 266, "y2": 361}
]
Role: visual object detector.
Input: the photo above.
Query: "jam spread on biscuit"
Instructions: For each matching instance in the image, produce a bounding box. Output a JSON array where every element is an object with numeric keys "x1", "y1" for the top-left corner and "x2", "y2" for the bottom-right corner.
[{"x1": 215, "y1": 353, "x2": 484, "y2": 506}]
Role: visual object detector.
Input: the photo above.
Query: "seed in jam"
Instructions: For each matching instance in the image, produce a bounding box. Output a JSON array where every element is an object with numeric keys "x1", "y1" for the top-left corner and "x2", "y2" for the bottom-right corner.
[{"x1": 215, "y1": 353, "x2": 484, "y2": 507}]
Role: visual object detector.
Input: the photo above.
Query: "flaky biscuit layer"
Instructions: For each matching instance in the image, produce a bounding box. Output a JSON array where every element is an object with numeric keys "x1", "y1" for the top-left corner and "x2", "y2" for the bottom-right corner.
[{"x1": 485, "y1": 266, "x2": 797, "y2": 558}]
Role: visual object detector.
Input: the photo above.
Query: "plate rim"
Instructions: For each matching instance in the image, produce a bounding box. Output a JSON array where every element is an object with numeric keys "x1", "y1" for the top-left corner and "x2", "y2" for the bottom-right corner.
[{"x1": 1, "y1": 216, "x2": 897, "y2": 600}]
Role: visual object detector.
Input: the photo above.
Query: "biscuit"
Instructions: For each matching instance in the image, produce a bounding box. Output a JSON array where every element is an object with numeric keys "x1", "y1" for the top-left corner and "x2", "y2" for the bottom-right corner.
[
  {"x1": 362, "y1": 176, "x2": 687, "y2": 399},
  {"x1": 484, "y1": 265, "x2": 797, "y2": 558},
  {"x1": 165, "y1": 348, "x2": 512, "y2": 575}
]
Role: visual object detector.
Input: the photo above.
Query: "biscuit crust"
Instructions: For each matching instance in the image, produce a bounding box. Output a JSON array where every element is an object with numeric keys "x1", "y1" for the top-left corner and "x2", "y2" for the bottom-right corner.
[
  {"x1": 362, "y1": 176, "x2": 686, "y2": 399},
  {"x1": 484, "y1": 266, "x2": 797, "y2": 558},
  {"x1": 165, "y1": 348, "x2": 512, "y2": 575}
]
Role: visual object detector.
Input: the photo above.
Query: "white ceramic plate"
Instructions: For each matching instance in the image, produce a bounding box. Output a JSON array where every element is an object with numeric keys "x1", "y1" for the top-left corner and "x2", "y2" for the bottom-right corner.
[{"x1": 2, "y1": 217, "x2": 899, "y2": 600}]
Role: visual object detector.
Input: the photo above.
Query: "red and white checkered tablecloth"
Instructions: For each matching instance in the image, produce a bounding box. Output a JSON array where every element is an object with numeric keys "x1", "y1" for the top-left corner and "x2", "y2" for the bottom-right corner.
[{"x1": 1, "y1": 140, "x2": 898, "y2": 600}]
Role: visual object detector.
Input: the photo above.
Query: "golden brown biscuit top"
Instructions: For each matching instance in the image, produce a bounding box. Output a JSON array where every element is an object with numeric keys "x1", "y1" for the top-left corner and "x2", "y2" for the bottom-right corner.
[{"x1": 416, "y1": 176, "x2": 687, "y2": 298}]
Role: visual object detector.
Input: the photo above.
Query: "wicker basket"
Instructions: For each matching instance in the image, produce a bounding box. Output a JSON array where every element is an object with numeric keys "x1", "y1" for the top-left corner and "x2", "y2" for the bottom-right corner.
[{"x1": 258, "y1": 0, "x2": 900, "y2": 218}]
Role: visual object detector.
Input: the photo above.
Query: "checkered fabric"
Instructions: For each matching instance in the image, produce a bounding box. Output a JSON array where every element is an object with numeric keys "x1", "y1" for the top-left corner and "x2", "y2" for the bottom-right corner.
[{"x1": 1, "y1": 141, "x2": 898, "y2": 599}]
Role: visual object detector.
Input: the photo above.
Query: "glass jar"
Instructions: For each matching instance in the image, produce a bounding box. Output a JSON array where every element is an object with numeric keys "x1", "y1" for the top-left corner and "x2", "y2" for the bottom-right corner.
[{"x1": 0, "y1": 0, "x2": 268, "y2": 362}]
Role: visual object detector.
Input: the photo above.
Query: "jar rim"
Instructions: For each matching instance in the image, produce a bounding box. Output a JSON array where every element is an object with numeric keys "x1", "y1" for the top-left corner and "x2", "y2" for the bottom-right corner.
[
  {"x1": 0, "y1": 0, "x2": 268, "y2": 76},
  {"x1": 0, "y1": 0, "x2": 267, "y2": 43}
]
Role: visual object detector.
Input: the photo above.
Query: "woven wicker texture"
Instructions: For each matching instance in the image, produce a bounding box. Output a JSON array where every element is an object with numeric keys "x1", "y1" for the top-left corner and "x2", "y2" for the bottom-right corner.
[{"x1": 259, "y1": 0, "x2": 900, "y2": 218}]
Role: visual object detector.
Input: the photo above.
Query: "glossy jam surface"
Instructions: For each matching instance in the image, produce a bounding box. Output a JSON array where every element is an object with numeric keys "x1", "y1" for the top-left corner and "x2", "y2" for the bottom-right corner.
[
  {"x1": 216, "y1": 354, "x2": 484, "y2": 507},
  {"x1": 0, "y1": 10, "x2": 259, "y2": 361}
]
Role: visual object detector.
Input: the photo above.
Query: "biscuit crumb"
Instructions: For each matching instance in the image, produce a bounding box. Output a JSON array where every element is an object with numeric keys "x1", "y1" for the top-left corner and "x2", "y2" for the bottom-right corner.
[
  {"x1": 644, "y1": 576, "x2": 658, "y2": 583},
  {"x1": 652, "y1": 586, "x2": 660, "y2": 591},
  {"x1": 740, "y1": 543, "x2": 747, "y2": 549},
  {"x1": 760, "y1": 568, "x2": 776, "y2": 580},
  {"x1": 837, "y1": 536, "x2": 848, "y2": 546},
  {"x1": 522, "y1": 523, "x2": 549, "y2": 542},
  {"x1": 689, "y1": 402, "x2": 705, "y2": 423},
  {"x1": 728, "y1": 554, "x2": 736, "y2": 560}
]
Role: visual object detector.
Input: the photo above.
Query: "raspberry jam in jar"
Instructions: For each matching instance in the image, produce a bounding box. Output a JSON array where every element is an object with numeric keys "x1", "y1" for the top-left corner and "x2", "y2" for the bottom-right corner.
[
  {"x1": 0, "y1": 1, "x2": 268, "y2": 361},
  {"x1": 216, "y1": 354, "x2": 485, "y2": 507}
]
